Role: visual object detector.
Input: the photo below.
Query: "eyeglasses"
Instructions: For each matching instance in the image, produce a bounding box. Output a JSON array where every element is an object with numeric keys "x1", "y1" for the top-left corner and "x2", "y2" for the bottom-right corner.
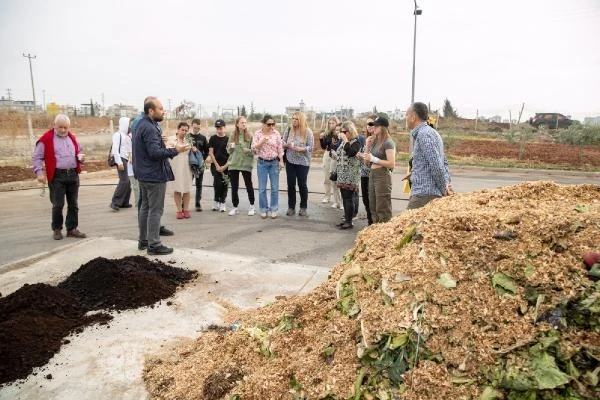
[{"x1": 266, "y1": 123, "x2": 276, "y2": 126}]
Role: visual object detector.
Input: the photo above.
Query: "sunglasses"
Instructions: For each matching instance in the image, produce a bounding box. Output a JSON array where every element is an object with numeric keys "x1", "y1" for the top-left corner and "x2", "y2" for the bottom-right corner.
[
  {"x1": 266, "y1": 122, "x2": 276, "y2": 126},
  {"x1": 341, "y1": 130, "x2": 349, "y2": 133},
  {"x1": 367, "y1": 122, "x2": 375, "y2": 127}
]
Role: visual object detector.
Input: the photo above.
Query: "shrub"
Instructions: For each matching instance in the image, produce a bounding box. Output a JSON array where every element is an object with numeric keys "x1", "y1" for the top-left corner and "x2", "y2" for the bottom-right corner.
[{"x1": 553, "y1": 124, "x2": 600, "y2": 146}]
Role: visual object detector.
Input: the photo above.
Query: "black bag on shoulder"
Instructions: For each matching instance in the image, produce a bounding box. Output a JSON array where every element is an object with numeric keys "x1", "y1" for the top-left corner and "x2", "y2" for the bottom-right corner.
[{"x1": 107, "y1": 134, "x2": 122, "y2": 167}]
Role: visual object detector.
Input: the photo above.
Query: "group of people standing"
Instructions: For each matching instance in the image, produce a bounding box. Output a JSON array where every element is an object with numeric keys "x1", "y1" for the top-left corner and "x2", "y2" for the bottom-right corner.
[{"x1": 33, "y1": 97, "x2": 452, "y2": 256}]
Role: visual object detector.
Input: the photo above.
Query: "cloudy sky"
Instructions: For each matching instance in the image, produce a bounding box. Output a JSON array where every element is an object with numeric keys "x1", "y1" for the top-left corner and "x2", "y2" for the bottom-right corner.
[{"x1": 1, "y1": 0, "x2": 599, "y2": 120}]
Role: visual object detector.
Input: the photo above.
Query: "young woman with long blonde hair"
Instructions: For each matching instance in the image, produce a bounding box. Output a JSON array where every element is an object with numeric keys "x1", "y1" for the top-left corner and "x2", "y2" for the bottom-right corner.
[{"x1": 283, "y1": 111, "x2": 314, "y2": 217}]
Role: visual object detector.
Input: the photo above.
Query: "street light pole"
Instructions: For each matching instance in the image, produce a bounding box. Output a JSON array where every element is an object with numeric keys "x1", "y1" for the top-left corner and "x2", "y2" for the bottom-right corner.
[
  {"x1": 22, "y1": 53, "x2": 37, "y2": 111},
  {"x1": 409, "y1": 2, "x2": 422, "y2": 154},
  {"x1": 410, "y1": 1, "x2": 422, "y2": 106}
]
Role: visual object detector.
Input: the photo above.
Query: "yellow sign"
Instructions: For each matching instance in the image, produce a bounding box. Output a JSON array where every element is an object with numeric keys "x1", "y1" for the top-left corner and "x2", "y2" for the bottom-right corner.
[{"x1": 46, "y1": 103, "x2": 60, "y2": 115}]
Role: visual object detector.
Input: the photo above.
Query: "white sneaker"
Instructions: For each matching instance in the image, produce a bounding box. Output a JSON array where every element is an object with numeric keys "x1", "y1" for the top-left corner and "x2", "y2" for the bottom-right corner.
[
  {"x1": 219, "y1": 203, "x2": 227, "y2": 212},
  {"x1": 321, "y1": 197, "x2": 330, "y2": 203},
  {"x1": 228, "y1": 207, "x2": 238, "y2": 216},
  {"x1": 270, "y1": 211, "x2": 278, "y2": 219},
  {"x1": 248, "y1": 206, "x2": 255, "y2": 216},
  {"x1": 260, "y1": 212, "x2": 268, "y2": 219},
  {"x1": 212, "y1": 201, "x2": 219, "y2": 211},
  {"x1": 331, "y1": 203, "x2": 339, "y2": 208}
]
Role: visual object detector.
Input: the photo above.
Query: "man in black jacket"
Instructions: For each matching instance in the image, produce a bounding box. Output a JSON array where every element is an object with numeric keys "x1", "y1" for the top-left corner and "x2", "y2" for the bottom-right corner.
[
  {"x1": 132, "y1": 97, "x2": 190, "y2": 255},
  {"x1": 189, "y1": 118, "x2": 209, "y2": 211}
]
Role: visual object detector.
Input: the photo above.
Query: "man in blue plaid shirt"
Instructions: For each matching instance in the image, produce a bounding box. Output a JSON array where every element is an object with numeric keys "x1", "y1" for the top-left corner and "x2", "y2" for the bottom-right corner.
[{"x1": 405, "y1": 102, "x2": 454, "y2": 209}]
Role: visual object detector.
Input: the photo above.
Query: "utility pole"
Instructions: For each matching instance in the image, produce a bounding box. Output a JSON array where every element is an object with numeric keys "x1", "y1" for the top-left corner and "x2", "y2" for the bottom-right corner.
[
  {"x1": 42, "y1": 89, "x2": 46, "y2": 110},
  {"x1": 22, "y1": 53, "x2": 37, "y2": 111}
]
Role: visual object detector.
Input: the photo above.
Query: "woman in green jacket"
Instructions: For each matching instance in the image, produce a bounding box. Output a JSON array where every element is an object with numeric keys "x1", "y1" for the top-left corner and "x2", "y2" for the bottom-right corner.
[{"x1": 227, "y1": 116, "x2": 256, "y2": 216}]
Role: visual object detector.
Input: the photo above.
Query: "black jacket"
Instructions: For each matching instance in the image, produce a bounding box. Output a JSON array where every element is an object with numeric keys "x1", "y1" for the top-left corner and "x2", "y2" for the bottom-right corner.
[
  {"x1": 190, "y1": 132, "x2": 209, "y2": 160},
  {"x1": 132, "y1": 116, "x2": 177, "y2": 182}
]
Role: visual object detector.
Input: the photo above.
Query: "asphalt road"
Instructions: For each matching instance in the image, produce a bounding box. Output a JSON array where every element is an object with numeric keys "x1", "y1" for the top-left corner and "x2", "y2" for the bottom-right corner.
[{"x1": 0, "y1": 166, "x2": 597, "y2": 269}]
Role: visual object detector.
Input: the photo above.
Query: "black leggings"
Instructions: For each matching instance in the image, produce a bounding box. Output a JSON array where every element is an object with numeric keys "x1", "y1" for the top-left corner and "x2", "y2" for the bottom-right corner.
[
  {"x1": 340, "y1": 188, "x2": 356, "y2": 223},
  {"x1": 229, "y1": 170, "x2": 255, "y2": 207},
  {"x1": 361, "y1": 176, "x2": 373, "y2": 224}
]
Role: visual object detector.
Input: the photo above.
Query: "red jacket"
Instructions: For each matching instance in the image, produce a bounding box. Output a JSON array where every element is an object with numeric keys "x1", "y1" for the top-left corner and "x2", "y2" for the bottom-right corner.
[{"x1": 37, "y1": 128, "x2": 81, "y2": 183}]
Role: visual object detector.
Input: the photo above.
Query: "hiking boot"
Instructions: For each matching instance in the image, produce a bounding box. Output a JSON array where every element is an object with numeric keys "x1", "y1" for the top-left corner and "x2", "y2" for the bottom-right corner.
[
  {"x1": 147, "y1": 245, "x2": 174, "y2": 255},
  {"x1": 67, "y1": 229, "x2": 87, "y2": 238},
  {"x1": 159, "y1": 226, "x2": 174, "y2": 236},
  {"x1": 53, "y1": 229, "x2": 63, "y2": 240},
  {"x1": 339, "y1": 222, "x2": 353, "y2": 230}
]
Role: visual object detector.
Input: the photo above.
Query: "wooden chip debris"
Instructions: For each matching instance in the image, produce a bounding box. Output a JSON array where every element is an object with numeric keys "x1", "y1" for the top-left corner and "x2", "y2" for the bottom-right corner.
[{"x1": 143, "y1": 182, "x2": 600, "y2": 400}]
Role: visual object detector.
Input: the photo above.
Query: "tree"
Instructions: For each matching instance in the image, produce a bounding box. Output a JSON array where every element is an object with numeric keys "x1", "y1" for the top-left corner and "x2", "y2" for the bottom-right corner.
[
  {"x1": 241, "y1": 105, "x2": 247, "y2": 117},
  {"x1": 443, "y1": 98, "x2": 459, "y2": 118}
]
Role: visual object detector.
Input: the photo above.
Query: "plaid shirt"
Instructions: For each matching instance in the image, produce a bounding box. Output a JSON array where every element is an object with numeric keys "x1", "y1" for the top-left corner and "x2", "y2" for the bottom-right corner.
[{"x1": 410, "y1": 122, "x2": 451, "y2": 196}]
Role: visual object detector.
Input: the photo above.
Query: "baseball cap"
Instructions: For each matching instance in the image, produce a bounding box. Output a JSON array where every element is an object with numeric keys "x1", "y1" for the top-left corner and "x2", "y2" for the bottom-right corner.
[
  {"x1": 372, "y1": 116, "x2": 389, "y2": 128},
  {"x1": 214, "y1": 119, "x2": 226, "y2": 128}
]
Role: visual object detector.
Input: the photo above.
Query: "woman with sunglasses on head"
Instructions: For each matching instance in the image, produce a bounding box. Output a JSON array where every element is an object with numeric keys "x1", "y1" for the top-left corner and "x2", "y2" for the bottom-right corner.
[
  {"x1": 329, "y1": 123, "x2": 343, "y2": 209},
  {"x1": 359, "y1": 115, "x2": 376, "y2": 225},
  {"x1": 251, "y1": 115, "x2": 284, "y2": 219},
  {"x1": 319, "y1": 116, "x2": 340, "y2": 204},
  {"x1": 334, "y1": 121, "x2": 361, "y2": 230},
  {"x1": 227, "y1": 116, "x2": 256, "y2": 216},
  {"x1": 358, "y1": 116, "x2": 396, "y2": 223},
  {"x1": 283, "y1": 112, "x2": 314, "y2": 217}
]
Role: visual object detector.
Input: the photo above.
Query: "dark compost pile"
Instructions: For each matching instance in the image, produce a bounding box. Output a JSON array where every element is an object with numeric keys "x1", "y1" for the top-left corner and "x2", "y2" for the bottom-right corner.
[{"x1": 0, "y1": 255, "x2": 197, "y2": 385}]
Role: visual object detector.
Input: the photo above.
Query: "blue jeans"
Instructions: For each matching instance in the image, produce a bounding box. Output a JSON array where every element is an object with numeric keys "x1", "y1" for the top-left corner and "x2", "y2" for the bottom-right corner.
[
  {"x1": 285, "y1": 162, "x2": 309, "y2": 209},
  {"x1": 257, "y1": 159, "x2": 279, "y2": 213}
]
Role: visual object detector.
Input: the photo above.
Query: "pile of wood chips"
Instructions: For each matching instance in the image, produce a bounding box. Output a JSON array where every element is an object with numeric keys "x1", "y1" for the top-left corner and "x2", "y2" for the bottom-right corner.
[{"x1": 144, "y1": 182, "x2": 600, "y2": 400}]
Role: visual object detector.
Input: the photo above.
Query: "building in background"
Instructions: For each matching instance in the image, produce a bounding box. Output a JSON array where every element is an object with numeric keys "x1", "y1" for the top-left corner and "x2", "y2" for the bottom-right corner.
[
  {"x1": 106, "y1": 103, "x2": 139, "y2": 118},
  {"x1": 583, "y1": 116, "x2": 600, "y2": 126},
  {"x1": 285, "y1": 99, "x2": 306, "y2": 116},
  {"x1": 0, "y1": 97, "x2": 36, "y2": 112}
]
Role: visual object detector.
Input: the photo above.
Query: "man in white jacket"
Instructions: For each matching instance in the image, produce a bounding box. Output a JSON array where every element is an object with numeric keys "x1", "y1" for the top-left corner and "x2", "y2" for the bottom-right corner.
[{"x1": 110, "y1": 117, "x2": 133, "y2": 211}]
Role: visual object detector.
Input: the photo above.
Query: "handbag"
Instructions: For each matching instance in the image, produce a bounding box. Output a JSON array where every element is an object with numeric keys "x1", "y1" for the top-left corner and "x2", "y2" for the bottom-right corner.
[
  {"x1": 329, "y1": 171, "x2": 338, "y2": 181},
  {"x1": 107, "y1": 133, "x2": 122, "y2": 167},
  {"x1": 282, "y1": 127, "x2": 291, "y2": 163}
]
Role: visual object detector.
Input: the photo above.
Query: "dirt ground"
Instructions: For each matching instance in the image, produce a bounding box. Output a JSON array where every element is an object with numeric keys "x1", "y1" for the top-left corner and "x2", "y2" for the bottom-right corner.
[
  {"x1": 0, "y1": 162, "x2": 108, "y2": 184},
  {"x1": 2, "y1": 139, "x2": 598, "y2": 185}
]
